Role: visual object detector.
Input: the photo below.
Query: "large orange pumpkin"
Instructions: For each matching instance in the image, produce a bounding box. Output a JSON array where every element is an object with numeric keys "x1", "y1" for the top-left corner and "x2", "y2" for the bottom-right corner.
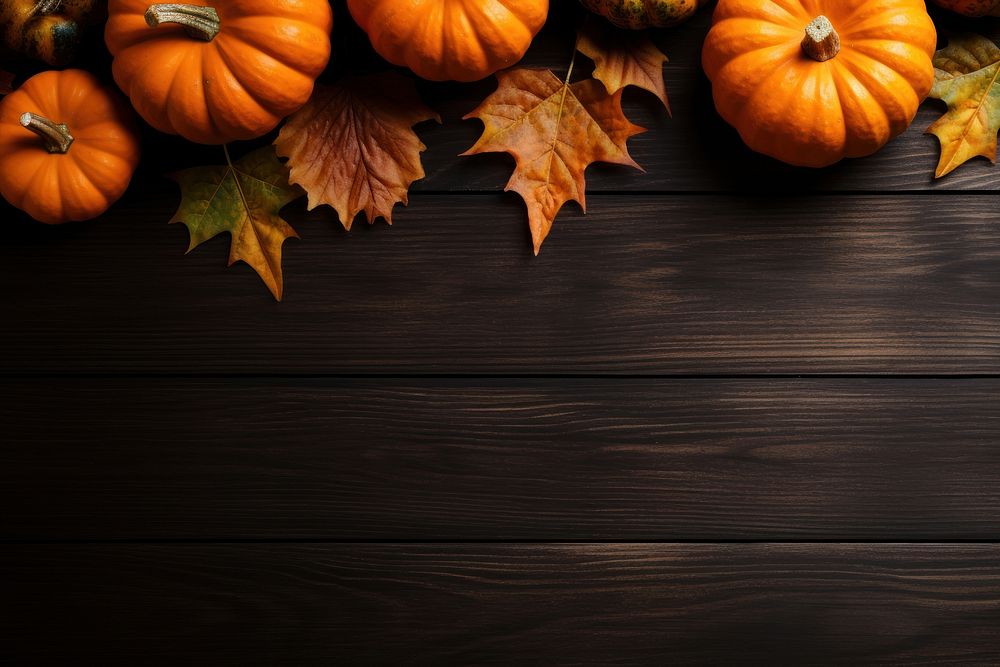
[
  {"x1": 105, "y1": 0, "x2": 332, "y2": 144},
  {"x1": 0, "y1": 69, "x2": 141, "y2": 224},
  {"x1": 931, "y1": 0, "x2": 1000, "y2": 16},
  {"x1": 347, "y1": 0, "x2": 549, "y2": 82},
  {"x1": 702, "y1": 0, "x2": 937, "y2": 168}
]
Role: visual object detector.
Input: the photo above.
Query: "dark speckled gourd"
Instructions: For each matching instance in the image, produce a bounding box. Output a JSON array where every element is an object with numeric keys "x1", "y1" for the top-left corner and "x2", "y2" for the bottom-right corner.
[
  {"x1": 930, "y1": 0, "x2": 1000, "y2": 16},
  {"x1": 0, "y1": 0, "x2": 103, "y2": 66},
  {"x1": 580, "y1": 0, "x2": 704, "y2": 28}
]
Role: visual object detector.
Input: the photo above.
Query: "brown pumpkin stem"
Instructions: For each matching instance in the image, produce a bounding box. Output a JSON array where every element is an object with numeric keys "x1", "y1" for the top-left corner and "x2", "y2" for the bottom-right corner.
[
  {"x1": 801, "y1": 15, "x2": 840, "y2": 62},
  {"x1": 32, "y1": 0, "x2": 63, "y2": 15},
  {"x1": 20, "y1": 112, "x2": 73, "y2": 154},
  {"x1": 145, "y1": 3, "x2": 220, "y2": 41}
]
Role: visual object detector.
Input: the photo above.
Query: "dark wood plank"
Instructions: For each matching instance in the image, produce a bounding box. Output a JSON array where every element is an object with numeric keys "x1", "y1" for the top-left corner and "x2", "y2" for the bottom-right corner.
[
  {"x1": 4, "y1": 543, "x2": 1000, "y2": 664},
  {"x1": 4, "y1": 378, "x2": 999, "y2": 540},
  {"x1": 410, "y1": 5, "x2": 1000, "y2": 193},
  {"x1": 2, "y1": 193, "x2": 999, "y2": 373}
]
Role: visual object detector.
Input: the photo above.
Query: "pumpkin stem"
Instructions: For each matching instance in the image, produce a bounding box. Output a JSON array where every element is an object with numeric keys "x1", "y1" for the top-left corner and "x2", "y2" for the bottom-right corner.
[
  {"x1": 20, "y1": 112, "x2": 73, "y2": 154},
  {"x1": 33, "y1": 0, "x2": 63, "y2": 15},
  {"x1": 801, "y1": 16, "x2": 840, "y2": 62},
  {"x1": 145, "y1": 3, "x2": 220, "y2": 42}
]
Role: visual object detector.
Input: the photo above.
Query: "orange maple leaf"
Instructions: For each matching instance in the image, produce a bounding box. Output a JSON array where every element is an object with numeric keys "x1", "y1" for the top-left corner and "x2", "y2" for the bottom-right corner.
[
  {"x1": 577, "y1": 20, "x2": 670, "y2": 113},
  {"x1": 275, "y1": 72, "x2": 440, "y2": 229},
  {"x1": 463, "y1": 68, "x2": 645, "y2": 254}
]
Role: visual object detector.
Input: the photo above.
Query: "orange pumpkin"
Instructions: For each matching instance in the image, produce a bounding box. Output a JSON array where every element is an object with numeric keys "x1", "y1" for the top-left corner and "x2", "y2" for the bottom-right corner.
[
  {"x1": 702, "y1": 0, "x2": 937, "y2": 168},
  {"x1": 0, "y1": 69, "x2": 140, "y2": 224},
  {"x1": 105, "y1": 0, "x2": 333, "y2": 144},
  {"x1": 931, "y1": 0, "x2": 1000, "y2": 16},
  {"x1": 347, "y1": 0, "x2": 549, "y2": 82}
]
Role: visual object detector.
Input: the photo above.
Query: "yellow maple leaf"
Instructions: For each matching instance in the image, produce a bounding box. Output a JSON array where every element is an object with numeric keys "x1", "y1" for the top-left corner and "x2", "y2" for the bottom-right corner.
[
  {"x1": 463, "y1": 68, "x2": 645, "y2": 254},
  {"x1": 927, "y1": 33, "x2": 1000, "y2": 178}
]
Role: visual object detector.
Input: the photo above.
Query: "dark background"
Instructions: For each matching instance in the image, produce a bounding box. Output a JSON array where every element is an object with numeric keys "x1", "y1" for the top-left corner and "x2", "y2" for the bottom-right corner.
[{"x1": 3, "y1": 1, "x2": 1000, "y2": 664}]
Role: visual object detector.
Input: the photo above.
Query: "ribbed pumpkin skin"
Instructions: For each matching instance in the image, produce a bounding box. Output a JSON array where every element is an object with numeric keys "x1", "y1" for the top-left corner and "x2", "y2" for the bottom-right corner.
[
  {"x1": 931, "y1": 0, "x2": 1000, "y2": 16},
  {"x1": 348, "y1": 0, "x2": 548, "y2": 82},
  {"x1": 0, "y1": 69, "x2": 140, "y2": 224},
  {"x1": 105, "y1": 0, "x2": 332, "y2": 144},
  {"x1": 580, "y1": 0, "x2": 702, "y2": 28},
  {"x1": 702, "y1": 0, "x2": 936, "y2": 168}
]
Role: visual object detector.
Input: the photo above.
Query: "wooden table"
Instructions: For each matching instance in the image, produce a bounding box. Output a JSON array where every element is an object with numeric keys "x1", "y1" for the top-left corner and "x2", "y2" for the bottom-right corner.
[{"x1": 4, "y1": 3, "x2": 1000, "y2": 664}]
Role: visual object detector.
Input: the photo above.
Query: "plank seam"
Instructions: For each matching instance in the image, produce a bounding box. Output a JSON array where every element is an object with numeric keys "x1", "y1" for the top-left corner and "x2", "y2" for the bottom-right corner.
[
  {"x1": 2, "y1": 373, "x2": 999, "y2": 380},
  {"x1": 6, "y1": 539, "x2": 1000, "y2": 545},
  {"x1": 407, "y1": 190, "x2": 1000, "y2": 197}
]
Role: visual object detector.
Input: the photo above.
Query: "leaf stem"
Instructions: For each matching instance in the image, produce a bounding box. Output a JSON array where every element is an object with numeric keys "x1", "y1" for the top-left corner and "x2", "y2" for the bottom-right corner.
[{"x1": 566, "y1": 30, "x2": 580, "y2": 87}]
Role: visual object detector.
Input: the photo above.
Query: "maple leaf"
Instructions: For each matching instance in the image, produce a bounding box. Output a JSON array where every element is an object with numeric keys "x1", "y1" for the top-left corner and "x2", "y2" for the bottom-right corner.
[
  {"x1": 168, "y1": 146, "x2": 303, "y2": 301},
  {"x1": 576, "y1": 20, "x2": 670, "y2": 113},
  {"x1": 0, "y1": 70, "x2": 14, "y2": 95},
  {"x1": 927, "y1": 34, "x2": 1000, "y2": 178},
  {"x1": 463, "y1": 68, "x2": 645, "y2": 254},
  {"x1": 275, "y1": 72, "x2": 440, "y2": 230}
]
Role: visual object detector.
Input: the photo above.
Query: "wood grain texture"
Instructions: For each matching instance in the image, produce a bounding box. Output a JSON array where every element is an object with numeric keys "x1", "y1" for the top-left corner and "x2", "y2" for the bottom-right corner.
[
  {"x1": 3, "y1": 5, "x2": 1000, "y2": 662},
  {"x1": 3, "y1": 378, "x2": 999, "y2": 541},
  {"x1": 99, "y1": 2, "x2": 995, "y2": 196},
  {"x1": 4, "y1": 544, "x2": 1000, "y2": 665},
  {"x1": 1, "y1": 5, "x2": 995, "y2": 215},
  {"x1": 408, "y1": 6, "x2": 1000, "y2": 194},
  {"x1": 3, "y1": 193, "x2": 999, "y2": 373}
]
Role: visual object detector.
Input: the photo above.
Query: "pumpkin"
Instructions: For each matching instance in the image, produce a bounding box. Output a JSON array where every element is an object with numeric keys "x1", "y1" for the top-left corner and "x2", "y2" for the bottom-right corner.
[
  {"x1": 347, "y1": 0, "x2": 549, "y2": 82},
  {"x1": 0, "y1": 69, "x2": 141, "y2": 224},
  {"x1": 930, "y1": 0, "x2": 1000, "y2": 16},
  {"x1": 105, "y1": 0, "x2": 333, "y2": 144},
  {"x1": 579, "y1": 0, "x2": 704, "y2": 29},
  {"x1": 702, "y1": 0, "x2": 936, "y2": 168},
  {"x1": 0, "y1": 0, "x2": 104, "y2": 66}
]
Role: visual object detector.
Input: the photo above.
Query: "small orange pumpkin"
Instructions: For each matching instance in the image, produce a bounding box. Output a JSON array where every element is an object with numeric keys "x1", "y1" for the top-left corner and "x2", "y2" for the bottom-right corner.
[
  {"x1": 702, "y1": 0, "x2": 937, "y2": 168},
  {"x1": 347, "y1": 0, "x2": 549, "y2": 82},
  {"x1": 930, "y1": 0, "x2": 1000, "y2": 16},
  {"x1": 0, "y1": 69, "x2": 140, "y2": 224},
  {"x1": 105, "y1": 0, "x2": 332, "y2": 144}
]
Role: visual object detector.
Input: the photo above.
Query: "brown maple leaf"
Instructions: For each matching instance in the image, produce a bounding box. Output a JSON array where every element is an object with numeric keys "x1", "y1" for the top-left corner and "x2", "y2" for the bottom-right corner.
[
  {"x1": 275, "y1": 72, "x2": 440, "y2": 230},
  {"x1": 577, "y1": 20, "x2": 670, "y2": 113},
  {"x1": 0, "y1": 69, "x2": 14, "y2": 95},
  {"x1": 463, "y1": 68, "x2": 645, "y2": 254}
]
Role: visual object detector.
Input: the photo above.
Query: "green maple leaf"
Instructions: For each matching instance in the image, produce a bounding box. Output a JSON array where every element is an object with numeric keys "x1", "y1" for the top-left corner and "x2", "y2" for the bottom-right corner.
[
  {"x1": 168, "y1": 146, "x2": 303, "y2": 300},
  {"x1": 927, "y1": 34, "x2": 1000, "y2": 178}
]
